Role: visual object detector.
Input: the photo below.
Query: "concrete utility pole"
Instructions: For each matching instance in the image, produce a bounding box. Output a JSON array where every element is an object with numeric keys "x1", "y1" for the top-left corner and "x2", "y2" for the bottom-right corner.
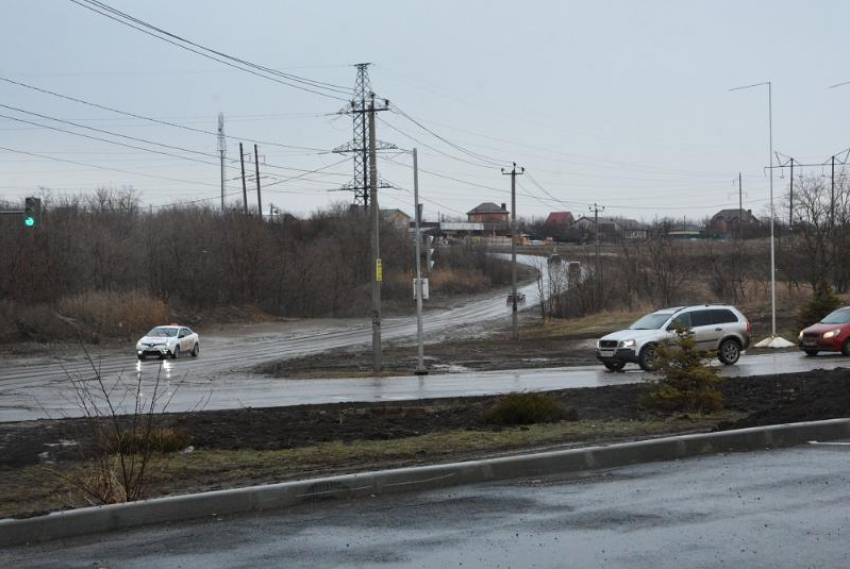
[
  {"x1": 239, "y1": 142, "x2": 248, "y2": 215},
  {"x1": 412, "y1": 148, "x2": 427, "y2": 375},
  {"x1": 589, "y1": 202, "x2": 605, "y2": 304},
  {"x1": 217, "y1": 112, "x2": 226, "y2": 211},
  {"x1": 254, "y1": 144, "x2": 262, "y2": 218},
  {"x1": 501, "y1": 163, "x2": 524, "y2": 341},
  {"x1": 789, "y1": 158, "x2": 794, "y2": 227},
  {"x1": 831, "y1": 154, "x2": 836, "y2": 229},
  {"x1": 368, "y1": 95, "x2": 382, "y2": 372},
  {"x1": 738, "y1": 172, "x2": 743, "y2": 239}
]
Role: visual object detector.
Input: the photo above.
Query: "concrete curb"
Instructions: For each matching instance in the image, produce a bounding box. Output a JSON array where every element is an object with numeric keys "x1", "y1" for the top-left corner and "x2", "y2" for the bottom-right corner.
[{"x1": 3, "y1": 417, "x2": 849, "y2": 548}]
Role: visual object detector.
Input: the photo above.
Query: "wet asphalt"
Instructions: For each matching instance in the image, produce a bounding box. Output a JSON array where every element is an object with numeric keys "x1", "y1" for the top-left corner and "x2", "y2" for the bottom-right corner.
[
  {"x1": 1, "y1": 253, "x2": 847, "y2": 422},
  {"x1": 4, "y1": 442, "x2": 849, "y2": 568}
]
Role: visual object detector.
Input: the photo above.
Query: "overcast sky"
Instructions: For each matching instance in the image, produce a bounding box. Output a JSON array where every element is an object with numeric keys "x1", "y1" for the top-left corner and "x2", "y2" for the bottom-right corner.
[{"x1": 1, "y1": 0, "x2": 849, "y2": 222}]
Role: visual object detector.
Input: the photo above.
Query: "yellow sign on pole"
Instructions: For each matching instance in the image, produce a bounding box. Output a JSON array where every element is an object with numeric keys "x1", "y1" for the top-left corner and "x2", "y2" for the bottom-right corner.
[{"x1": 376, "y1": 258, "x2": 383, "y2": 283}]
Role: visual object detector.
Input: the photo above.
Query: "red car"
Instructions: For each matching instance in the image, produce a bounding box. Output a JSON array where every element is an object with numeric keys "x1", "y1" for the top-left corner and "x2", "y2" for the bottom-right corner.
[{"x1": 798, "y1": 307, "x2": 850, "y2": 356}]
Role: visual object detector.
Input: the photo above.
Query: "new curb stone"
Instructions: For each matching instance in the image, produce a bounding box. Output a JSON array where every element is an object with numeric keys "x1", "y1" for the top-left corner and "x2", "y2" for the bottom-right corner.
[{"x1": 2, "y1": 417, "x2": 849, "y2": 548}]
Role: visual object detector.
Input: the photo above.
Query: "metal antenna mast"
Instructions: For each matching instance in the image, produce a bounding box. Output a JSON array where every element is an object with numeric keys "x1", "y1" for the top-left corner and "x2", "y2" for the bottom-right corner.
[
  {"x1": 217, "y1": 112, "x2": 226, "y2": 210},
  {"x1": 333, "y1": 63, "x2": 396, "y2": 207}
]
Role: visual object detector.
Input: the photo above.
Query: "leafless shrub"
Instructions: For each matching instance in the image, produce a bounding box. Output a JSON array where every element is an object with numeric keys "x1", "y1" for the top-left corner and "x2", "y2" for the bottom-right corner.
[{"x1": 45, "y1": 348, "x2": 181, "y2": 505}]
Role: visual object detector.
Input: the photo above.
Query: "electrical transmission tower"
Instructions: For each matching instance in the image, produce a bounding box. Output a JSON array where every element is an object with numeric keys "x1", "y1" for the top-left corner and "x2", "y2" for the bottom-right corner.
[{"x1": 333, "y1": 63, "x2": 396, "y2": 208}]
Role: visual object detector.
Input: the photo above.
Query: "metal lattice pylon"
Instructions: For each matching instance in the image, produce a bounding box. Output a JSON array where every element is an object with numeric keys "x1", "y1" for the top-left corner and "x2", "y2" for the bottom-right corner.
[{"x1": 333, "y1": 63, "x2": 373, "y2": 207}]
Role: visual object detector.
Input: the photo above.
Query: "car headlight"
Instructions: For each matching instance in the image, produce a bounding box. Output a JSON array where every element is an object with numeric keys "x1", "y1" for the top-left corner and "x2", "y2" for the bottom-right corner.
[
  {"x1": 823, "y1": 329, "x2": 840, "y2": 339},
  {"x1": 619, "y1": 339, "x2": 636, "y2": 349},
  {"x1": 798, "y1": 330, "x2": 804, "y2": 340}
]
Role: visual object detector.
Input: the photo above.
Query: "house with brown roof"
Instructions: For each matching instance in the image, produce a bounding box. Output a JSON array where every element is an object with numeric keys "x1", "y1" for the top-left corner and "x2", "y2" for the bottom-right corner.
[
  {"x1": 467, "y1": 202, "x2": 510, "y2": 235},
  {"x1": 467, "y1": 202, "x2": 509, "y2": 223},
  {"x1": 709, "y1": 208, "x2": 759, "y2": 234},
  {"x1": 544, "y1": 211, "x2": 574, "y2": 226}
]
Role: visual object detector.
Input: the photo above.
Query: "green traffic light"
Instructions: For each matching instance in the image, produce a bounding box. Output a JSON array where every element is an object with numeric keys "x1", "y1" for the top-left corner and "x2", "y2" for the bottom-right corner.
[{"x1": 24, "y1": 216, "x2": 35, "y2": 227}]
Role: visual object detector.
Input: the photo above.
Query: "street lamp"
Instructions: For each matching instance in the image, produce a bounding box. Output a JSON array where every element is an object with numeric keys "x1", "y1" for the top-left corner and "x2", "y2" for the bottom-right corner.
[{"x1": 729, "y1": 81, "x2": 793, "y2": 348}]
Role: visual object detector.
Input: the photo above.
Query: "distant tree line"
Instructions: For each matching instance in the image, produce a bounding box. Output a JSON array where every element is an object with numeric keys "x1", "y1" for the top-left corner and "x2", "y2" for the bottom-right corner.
[{"x1": 0, "y1": 189, "x2": 421, "y2": 318}]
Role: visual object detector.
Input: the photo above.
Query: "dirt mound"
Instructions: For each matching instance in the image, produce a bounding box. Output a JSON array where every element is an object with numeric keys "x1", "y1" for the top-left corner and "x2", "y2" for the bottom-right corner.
[{"x1": 718, "y1": 367, "x2": 850, "y2": 429}]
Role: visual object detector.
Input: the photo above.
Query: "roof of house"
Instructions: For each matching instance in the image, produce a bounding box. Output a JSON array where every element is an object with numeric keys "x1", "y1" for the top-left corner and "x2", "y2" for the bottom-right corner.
[
  {"x1": 544, "y1": 211, "x2": 574, "y2": 225},
  {"x1": 574, "y1": 216, "x2": 643, "y2": 228},
  {"x1": 711, "y1": 208, "x2": 756, "y2": 221},
  {"x1": 467, "y1": 202, "x2": 508, "y2": 215},
  {"x1": 381, "y1": 208, "x2": 411, "y2": 218}
]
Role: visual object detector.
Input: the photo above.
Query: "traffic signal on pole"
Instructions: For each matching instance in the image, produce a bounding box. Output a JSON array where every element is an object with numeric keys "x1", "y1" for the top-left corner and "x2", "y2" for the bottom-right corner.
[{"x1": 24, "y1": 197, "x2": 41, "y2": 228}]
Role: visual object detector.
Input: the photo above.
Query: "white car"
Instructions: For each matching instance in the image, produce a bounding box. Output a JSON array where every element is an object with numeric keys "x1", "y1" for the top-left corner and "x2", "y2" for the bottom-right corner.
[
  {"x1": 136, "y1": 325, "x2": 200, "y2": 360},
  {"x1": 595, "y1": 305, "x2": 751, "y2": 372}
]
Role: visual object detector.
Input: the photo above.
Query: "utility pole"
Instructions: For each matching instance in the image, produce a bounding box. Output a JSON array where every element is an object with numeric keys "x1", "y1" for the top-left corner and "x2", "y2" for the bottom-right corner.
[
  {"x1": 367, "y1": 94, "x2": 391, "y2": 373},
  {"x1": 239, "y1": 142, "x2": 248, "y2": 215},
  {"x1": 217, "y1": 113, "x2": 226, "y2": 211},
  {"x1": 831, "y1": 154, "x2": 836, "y2": 229},
  {"x1": 501, "y1": 163, "x2": 524, "y2": 341},
  {"x1": 738, "y1": 172, "x2": 743, "y2": 238},
  {"x1": 589, "y1": 203, "x2": 605, "y2": 304},
  {"x1": 254, "y1": 144, "x2": 262, "y2": 218},
  {"x1": 788, "y1": 159, "x2": 794, "y2": 228},
  {"x1": 412, "y1": 148, "x2": 427, "y2": 375}
]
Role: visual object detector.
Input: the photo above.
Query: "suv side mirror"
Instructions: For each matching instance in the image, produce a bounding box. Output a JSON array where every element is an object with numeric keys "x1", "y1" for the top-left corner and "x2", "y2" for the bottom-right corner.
[{"x1": 178, "y1": 333, "x2": 186, "y2": 338}]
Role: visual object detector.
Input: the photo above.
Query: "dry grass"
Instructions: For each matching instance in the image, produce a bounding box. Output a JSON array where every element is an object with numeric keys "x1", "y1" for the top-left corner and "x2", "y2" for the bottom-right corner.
[
  {"x1": 428, "y1": 267, "x2": 490, "y2": 294},
  {"x1": 526, "y1": 308, "x2": 650, "y2": 340},
  {"x1": 0, "y1": 415, "x2": 740, "y2": 519},
  {"x1": 57, "y1": 290, "x2": 168, "y2": 341}
]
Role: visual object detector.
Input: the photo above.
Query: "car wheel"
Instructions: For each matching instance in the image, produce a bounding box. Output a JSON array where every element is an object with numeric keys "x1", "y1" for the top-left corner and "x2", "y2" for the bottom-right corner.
[
  {"x1": 804, "y1": 349, "x2": 819, "y2": 357},
  {"x1": 603, "y1": 361, "x2": 625, "y2": 372},
  {"x1": 137, "y1": 354, "x2": 146, "y2": 361},
  {"x1": 191, "y1": 343, "x2": 199, "y2": 358},
  {"x1": 639, "y1": 344, "x2": 659, "y2": 372},
  {"x1": 843, "y1": 340, "x2": 850, "y2": 357},
  {"x1": 171, "y1": 346, "x2": 180, "y2": 360},
  {"x1": 718, "y1": 338, "x2": 741, "y2": 365}
]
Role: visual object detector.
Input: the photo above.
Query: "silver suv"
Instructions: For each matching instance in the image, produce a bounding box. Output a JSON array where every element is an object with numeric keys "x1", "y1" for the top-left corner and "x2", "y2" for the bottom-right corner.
[{"x1": 595, "y1": 305, "x2": 752, "y2": 372}]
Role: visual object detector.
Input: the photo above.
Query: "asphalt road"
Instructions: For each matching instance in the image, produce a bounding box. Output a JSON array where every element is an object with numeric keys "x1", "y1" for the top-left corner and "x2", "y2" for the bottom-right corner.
[
  {"x1": 5, "y1": 442, "x2": 849, "y2": 568},
  {"x1": 0, "y1": 254, "x2": 551, "y2": 422},
  {"x1": 2, "y1": 348, "x2": 848, "y2": 422},
  {"x1": 2, "y1": 252, "x2": 848, "y2": 422}
]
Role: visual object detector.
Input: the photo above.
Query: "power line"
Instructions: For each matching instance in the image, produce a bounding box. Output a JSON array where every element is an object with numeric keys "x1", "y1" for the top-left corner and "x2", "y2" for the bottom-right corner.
[
  {"x1": 0, "y1": 75, "x2": 330, "y2": 152},
  {"x1": 67, "y1": 0, "x2": 352, "y2": 101},
  {"x1": 391, "y1": 105, "x2": 506, "y2": 167},
  {"x1": 0, "y1": 146, "x2": 236, "y2": 189},
  {"x1": 0, "y1": 103, "x2": 349, "y2": 180},
  {"x1": 378, "y1": 117, "x2": 495, "y2": 169}
]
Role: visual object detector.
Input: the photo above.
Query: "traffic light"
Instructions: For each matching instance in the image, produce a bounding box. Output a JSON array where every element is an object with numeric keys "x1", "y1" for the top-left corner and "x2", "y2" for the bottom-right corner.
[{"x1": 24, "y1": 197, "x2": 41, "y2": 228}]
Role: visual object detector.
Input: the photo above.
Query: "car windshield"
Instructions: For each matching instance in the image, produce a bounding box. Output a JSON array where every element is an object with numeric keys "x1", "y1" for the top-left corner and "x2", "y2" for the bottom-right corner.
[
  {"x1": 629, "y1": 312, "x2": 672, "y2": 330},
  {"x1": 821, "y1": 310, "x2": 850, "y2": 324},
  {"x1": 147, "y1": 327, "x2": 177, "y2": 337}
]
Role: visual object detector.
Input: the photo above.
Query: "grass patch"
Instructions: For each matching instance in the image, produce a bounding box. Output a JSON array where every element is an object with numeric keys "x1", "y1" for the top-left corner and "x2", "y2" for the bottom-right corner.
[
  {"x1": 524, "y1": 309, "x2": 648, "y2": 340},
  {"x1": 484, "y1": 392, "x2": 573, "y2": 425},
  {"x1": 113, "y1": 428, "x2": 193, "y2": 455},
  {"x1": 0, "y1": 415, "x2": 740, "y2": 520}
]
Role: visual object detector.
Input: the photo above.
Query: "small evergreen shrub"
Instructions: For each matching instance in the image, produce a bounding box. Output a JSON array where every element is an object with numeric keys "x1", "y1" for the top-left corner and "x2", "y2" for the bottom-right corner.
[
  {"x1": 646, "y1": 327, "x2": 724, "y2": 414},
  {"x1": 797, "y1": 279, "x2": 841, "y2": 330}
]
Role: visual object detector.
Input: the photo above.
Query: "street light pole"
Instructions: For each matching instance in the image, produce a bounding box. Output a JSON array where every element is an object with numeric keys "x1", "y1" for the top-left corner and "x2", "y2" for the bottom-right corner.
[{"x1": 729, "y1": 81, "x2": 792, "y2": 348}]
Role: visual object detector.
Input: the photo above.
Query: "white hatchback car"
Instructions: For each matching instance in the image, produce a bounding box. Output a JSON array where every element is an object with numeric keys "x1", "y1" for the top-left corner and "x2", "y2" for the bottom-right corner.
[{"x1": 136, "y1": 325, "x2": 200, "y2": 360}]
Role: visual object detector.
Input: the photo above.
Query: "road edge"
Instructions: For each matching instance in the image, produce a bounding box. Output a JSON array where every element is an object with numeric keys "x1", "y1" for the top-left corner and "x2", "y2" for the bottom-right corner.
[{"x1": 2, "y1": 417, "x2": 849, "y2": 548}]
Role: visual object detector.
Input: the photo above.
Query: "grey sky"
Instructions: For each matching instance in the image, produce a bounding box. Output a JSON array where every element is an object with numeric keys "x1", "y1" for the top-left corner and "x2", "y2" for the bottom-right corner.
[{"x1": 1, "y1": 0, "x2": 849, "y2": 222}]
